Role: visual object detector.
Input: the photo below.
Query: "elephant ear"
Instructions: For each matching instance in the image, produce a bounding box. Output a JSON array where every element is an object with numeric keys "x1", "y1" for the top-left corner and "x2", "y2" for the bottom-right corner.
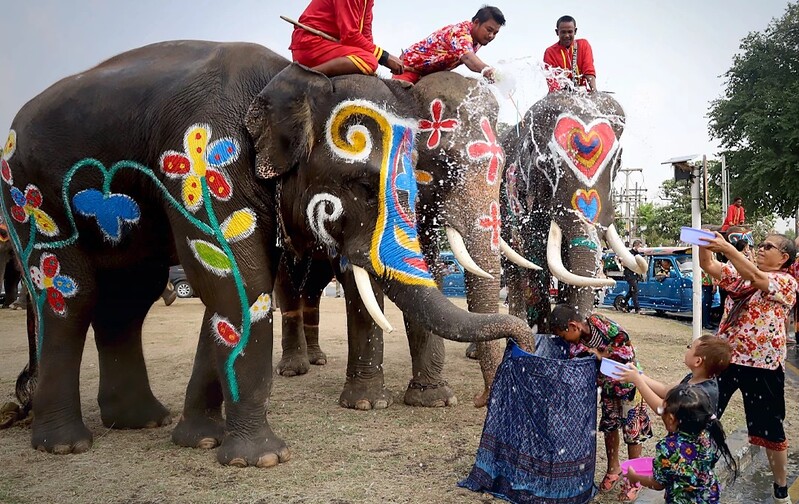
[{"x1": 245, "y1": 63, "x2": 333, "y2": 180}]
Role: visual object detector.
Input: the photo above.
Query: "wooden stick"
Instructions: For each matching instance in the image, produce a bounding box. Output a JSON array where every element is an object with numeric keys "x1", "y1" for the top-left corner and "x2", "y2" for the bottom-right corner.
[{"x1": 280, "y1": 15, "x2": 339, "y2": 43}]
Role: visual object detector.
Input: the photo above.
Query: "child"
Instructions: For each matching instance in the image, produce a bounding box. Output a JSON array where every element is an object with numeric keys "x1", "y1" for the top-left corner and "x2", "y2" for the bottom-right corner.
[
  {"x1": 551, "y1": 304, "x2": 652, "y2": 502},
  {"x1": 626, "y1": 384, "x2": 738, "y2": 503},
  {"x1": 616, "y1": 335, "x2": 732, "y2": 413}
]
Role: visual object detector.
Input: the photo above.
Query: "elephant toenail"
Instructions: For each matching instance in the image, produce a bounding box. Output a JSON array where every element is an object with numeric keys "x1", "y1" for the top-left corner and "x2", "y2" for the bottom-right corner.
[{"x1": 256, "y1": 453, "x2": 279, "y2": 468}]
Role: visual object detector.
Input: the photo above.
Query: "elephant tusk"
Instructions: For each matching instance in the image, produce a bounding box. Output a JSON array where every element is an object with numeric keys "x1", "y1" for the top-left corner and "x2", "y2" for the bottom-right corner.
[
  {"x1": 500, "y1": 238, "x2": 542, "y2": 270},
  {"x1": 352, "y1": 266, "x2": 394, "y2": 333},
  {"x1": 445, "y1": 227, "x2": 493, "y2": 279},
  {"x1": 605, "y1": 224, "x2": 648, "y2": 274},
  {"x1": 547, "y1": 221, "x2": 615, "y2": 288}
]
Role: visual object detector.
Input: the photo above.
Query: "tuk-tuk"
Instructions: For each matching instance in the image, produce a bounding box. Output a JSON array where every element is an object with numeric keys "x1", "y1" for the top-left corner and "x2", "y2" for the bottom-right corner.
[{"x1": 601, "y1": 247, "x2": 721, "y2": 315}]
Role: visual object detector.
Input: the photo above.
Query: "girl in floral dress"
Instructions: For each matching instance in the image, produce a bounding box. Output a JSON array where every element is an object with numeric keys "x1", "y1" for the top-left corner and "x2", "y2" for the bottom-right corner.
[
  {"x1": 626, "y1": 384, "x2": 738, "y2": 503},
  {"x1": 699, "y1": 232, "x2": 797, "y2": 504}
]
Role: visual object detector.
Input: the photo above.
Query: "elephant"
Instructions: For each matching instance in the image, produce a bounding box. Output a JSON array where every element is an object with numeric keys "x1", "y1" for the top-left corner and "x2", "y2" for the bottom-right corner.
[
  {"x1": 0, "y1": 40, "x2": 533, "y2": 466},
  {"x1": 272, "y1": 72, "x2": 539, "y2": 410},
  {"x1": 500, "y1": 91, "x2": 647, "y2": 333},
  {"x1": 0, "y1": 222, "x2": 23, "y2": 307}
]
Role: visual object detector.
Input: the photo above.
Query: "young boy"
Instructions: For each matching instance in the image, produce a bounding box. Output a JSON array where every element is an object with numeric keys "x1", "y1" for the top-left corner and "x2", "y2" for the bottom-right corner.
[
  {"x1": 551, "y1": 304, "x2": 652, "y2": 502},
  {"x1": 616, "y1": 335, "x2": 732, "y2": 413}
]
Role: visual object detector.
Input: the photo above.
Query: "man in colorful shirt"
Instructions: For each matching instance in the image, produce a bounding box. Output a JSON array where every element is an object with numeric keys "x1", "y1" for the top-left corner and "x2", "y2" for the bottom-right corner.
[
  {"x1": 543, "y1": 15, "x2": 597, "y2": 93},
  {"x1": 392, "y1": 6, "x2": 505, "y2": 84},
  {"x1": 289, "y1": 0, "x2": 404, "y2": 77}
]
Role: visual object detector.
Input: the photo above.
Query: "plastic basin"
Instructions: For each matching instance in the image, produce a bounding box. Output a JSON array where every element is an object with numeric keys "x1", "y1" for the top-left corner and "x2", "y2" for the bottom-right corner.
[
  {"x1": 599, "y1": 358, "x2": 628, "y2": 378},
  {"x1": 680, "y1": 226, "x2": 715, "y2": 246},
  {"x1": 620, "y1": 457, "x2": 654, "y2": 476}
]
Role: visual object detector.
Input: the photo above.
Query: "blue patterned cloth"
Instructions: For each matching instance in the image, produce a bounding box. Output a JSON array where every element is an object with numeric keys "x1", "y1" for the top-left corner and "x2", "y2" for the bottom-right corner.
[{"x1": 458, "y1": 336, "x2": 599, "y2": 503}]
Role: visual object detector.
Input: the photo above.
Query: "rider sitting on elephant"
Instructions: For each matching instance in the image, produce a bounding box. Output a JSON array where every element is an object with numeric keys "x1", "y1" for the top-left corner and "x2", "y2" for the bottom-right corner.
[
  {"x1": 289, "y1": 0, "x2": 404, "y2": 77},
  {"x1": 543, "y1": 15, "x2": 597, "y2": 93},
  {"x1": 721, "y1": 196, "x2": 745, "y2": 232},
  {"x1": 392, "y1": 5, "x2": 505, "y2": 84}
]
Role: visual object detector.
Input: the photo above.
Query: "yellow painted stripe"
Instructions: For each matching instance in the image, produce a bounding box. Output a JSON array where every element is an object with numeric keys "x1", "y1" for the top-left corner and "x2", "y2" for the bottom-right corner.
[
  {"x1": 789, "y1": 475, "x2": 799, "y2": 502},
  {"x1": 785, "y1": 358, "x2": 799, "y2": 376}
]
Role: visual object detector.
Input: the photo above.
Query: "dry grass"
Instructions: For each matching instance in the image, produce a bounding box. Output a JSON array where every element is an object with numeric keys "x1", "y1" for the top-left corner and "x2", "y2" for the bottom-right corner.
[{"x1": 0, "y1": 298, "x2": 793, "y2": 504}]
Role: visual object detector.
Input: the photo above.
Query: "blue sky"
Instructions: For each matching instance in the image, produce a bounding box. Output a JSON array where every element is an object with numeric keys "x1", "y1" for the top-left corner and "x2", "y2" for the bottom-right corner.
[{"x1": 0, "y1": 0, "x2": 791, "y2": 224}]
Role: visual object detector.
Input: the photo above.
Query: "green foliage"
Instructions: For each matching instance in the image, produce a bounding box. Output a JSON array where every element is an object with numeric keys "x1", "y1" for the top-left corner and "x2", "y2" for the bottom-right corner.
[
  {"x1": 707, "y1": 2, "x2": 799, "y2": 218},
  {"x1": 637, "y1": 174, "x2": 724, "y2": 246}
]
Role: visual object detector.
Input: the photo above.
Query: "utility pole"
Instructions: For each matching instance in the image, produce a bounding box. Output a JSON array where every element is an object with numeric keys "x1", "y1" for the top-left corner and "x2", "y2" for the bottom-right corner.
[{"x1": 618, "y1": 168, "x2": 642, "y2": 241}]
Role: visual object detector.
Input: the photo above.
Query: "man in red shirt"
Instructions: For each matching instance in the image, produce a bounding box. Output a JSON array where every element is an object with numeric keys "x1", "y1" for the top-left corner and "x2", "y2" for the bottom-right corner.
[
  {"x1": 392, "y1": 6, "x2": 505, "y2": 84},
  {"x1": 289, "y1": 0, "x2": 404, "y2": 77},
  {"x1": 721, "y1": 196, "x2": 745, "y2": 232},
  {"x1": 543, "y1": 15, "x2": 597, "y2": 93}
]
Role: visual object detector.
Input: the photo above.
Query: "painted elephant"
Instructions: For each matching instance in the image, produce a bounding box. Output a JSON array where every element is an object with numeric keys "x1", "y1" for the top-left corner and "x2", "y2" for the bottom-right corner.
[
  {"x1": 272, "y1": 72, "x2": 538, "y2": 409},
  {"x1": 0, "y1": 40, "x2": 532, "y2": 466},
  {"x1": 0, "y1": 222, "x2": 22, "y2": 307},
  {"x1": 501, "y1": 91, "x2": 647, "y2": 334}
]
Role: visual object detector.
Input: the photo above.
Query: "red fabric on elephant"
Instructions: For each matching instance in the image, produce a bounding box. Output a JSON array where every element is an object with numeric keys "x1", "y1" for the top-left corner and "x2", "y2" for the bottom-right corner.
[{"x1": 289, "y1": 0, "x2": 382, "y2": 74}]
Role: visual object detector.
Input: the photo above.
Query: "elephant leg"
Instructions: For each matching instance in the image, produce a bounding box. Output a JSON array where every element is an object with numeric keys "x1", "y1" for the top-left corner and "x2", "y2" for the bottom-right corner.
[
  {"x1": 183, "y1": 232, "x2": 288, "y2": 467},
  {"x1": 274, "y1": 257, "x2": 311, "y2": 377},
  {"x1": 30, "y1": 253, "x2": 96, "y2": 454},
  {"x1": 301, "y1": 260, "x2": 333, "y2": 366},
  {"x1": 172, "y1": 309, "x2": 225, "y2": 449},
  {"x1": 403, "y1": 320, "x2": 456, "y2": 407},
  {"x1": 338, "y1": 268, "x2": 392, "y2": 410},
  {"x1": 465, "y1": 341, "x2": 478, "y2": 359},
  {"x1": 92, "y1": 263, "x2": 171, "y2": 429}
]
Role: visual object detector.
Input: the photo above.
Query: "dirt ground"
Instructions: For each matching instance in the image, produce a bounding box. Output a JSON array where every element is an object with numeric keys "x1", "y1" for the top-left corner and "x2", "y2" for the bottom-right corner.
[{"x1": 0, "y1": 297, "x2": 796, "y2": 504}]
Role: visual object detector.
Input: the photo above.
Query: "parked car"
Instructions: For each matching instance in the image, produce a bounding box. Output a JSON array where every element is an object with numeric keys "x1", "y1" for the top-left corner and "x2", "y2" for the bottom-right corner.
[
  {"x1": 169, "y1": 265, "x2": 195, "y2": 298},
  {"x1": 601, "y1": 247, "x2": 721, "y2": 317},
  {"x1": 439, "y1": 252, "x2": 465, "y2": 297}
]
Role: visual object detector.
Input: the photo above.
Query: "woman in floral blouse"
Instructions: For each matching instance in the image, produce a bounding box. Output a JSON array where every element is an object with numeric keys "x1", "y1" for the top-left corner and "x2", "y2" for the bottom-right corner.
[
  {"x1": 698, "y1": 232, "x2": 797, "y2": 504},
  {"x1": 626, "y1": 384, "x2": 738, "y2": 503}
]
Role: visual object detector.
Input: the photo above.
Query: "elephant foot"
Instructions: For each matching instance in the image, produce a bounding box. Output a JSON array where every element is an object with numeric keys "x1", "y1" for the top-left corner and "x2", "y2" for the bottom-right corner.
[
  {"x1": 404, "y1": 381, "x2": 457, "y2": 408},
  {"x1": 307, "y1": 346, "x2": 327, "y2": 366},
  {"x1": 31, "y1": 416, "x2": 93, "y2": 454},
  {"x1": 100, "y1": 395, "x2": 172, "y2": 429},
  {"x1": 473, "y1": 387, "x2": 490, "y2": 408},
  {"x1": 216, "y1": 431, "x2": 291, "y2": 468},
  {"x1": 172, "y1": 413, "x2": 225, "y2": 449},
  {"x1": 465, "y1": 342, "x2": 478, "y2": 360},
  {"x1": 339, "y1": 375, "x2": 393, "y2": 410},
  {"x1": 276, "y1": 352, "x2": 311, "y2": 377}
]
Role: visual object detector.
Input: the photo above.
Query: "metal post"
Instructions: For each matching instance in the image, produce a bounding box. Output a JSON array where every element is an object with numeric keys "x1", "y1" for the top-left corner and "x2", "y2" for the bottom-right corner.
[
  {"x1": 692, "y1": 158, "x2": 704, "y2": 341},
  {"x1": 721, "y1": 155, "x2": 728, "y2": 212}
]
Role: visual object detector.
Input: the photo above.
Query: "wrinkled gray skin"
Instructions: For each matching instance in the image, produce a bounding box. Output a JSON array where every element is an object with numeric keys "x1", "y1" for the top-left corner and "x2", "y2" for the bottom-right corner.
[
  {"x1": 501, "y1": 91, "x2": 625, "y2": 331},
  {"x1": 2, "y1": 41, "x2": 530, "y2": 467},
  {"x1": 274, "y1": 72, "x2": 526, "y2": 409}
]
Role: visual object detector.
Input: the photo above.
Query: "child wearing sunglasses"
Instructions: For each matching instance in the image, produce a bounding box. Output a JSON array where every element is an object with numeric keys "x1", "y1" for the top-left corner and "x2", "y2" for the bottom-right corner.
[{"x1": 698, "y1": 232, "x2": 797, "y2": 504}]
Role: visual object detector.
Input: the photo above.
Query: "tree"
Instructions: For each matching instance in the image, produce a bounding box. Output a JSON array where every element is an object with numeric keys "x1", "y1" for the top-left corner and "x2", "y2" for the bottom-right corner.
[
  {"x1": 636, "y1": 172, "x2": 724, "y2": 246},
  {"x1": 707, "y1": 2, "x2": 799, "y2": 219}
]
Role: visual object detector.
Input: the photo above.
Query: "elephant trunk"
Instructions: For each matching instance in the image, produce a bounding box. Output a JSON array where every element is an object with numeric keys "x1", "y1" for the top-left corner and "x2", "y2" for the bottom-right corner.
[
  {"x1": 547, "y1": 220, "x2": 614, "y2": 289},
  {"x1": 550, "y1": 218, "x2": 608, "y2": 319},
  {"x1": 378, "y1": 277, "x2": 533, "y2": 343}
]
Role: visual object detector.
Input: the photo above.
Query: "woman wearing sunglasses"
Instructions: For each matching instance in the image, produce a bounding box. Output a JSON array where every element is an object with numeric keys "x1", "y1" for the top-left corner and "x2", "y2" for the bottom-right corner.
[{"x1": 698, "y1": 233, "x2": 797, "y2": 504}]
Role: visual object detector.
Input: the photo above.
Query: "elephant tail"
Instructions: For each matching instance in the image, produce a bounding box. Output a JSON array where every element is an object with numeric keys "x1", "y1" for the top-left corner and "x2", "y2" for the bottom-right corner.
[{"x1": 3, "y1": 294, "x2": 38, "y2": 427}]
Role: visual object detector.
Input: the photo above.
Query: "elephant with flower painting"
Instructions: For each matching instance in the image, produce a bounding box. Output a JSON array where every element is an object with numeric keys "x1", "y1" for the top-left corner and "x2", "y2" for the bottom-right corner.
[
  {"x1": 496, "y1": 91, "x2": 647, "y2": 357},
  {"x1": 0, "y1": 40, "x2": 533, "y2": 467}
]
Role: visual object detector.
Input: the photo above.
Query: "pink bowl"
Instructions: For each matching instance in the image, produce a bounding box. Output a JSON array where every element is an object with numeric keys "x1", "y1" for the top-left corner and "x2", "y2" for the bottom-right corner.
[{"x1": 620, "y1": 457, "x2": 654, "y2": 476}]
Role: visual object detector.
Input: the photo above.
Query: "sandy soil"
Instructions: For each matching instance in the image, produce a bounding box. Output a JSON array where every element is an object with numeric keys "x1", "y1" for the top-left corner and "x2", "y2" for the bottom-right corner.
[{"x1": 0, "y1": 298, "x2": 795, "y2": 504}]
